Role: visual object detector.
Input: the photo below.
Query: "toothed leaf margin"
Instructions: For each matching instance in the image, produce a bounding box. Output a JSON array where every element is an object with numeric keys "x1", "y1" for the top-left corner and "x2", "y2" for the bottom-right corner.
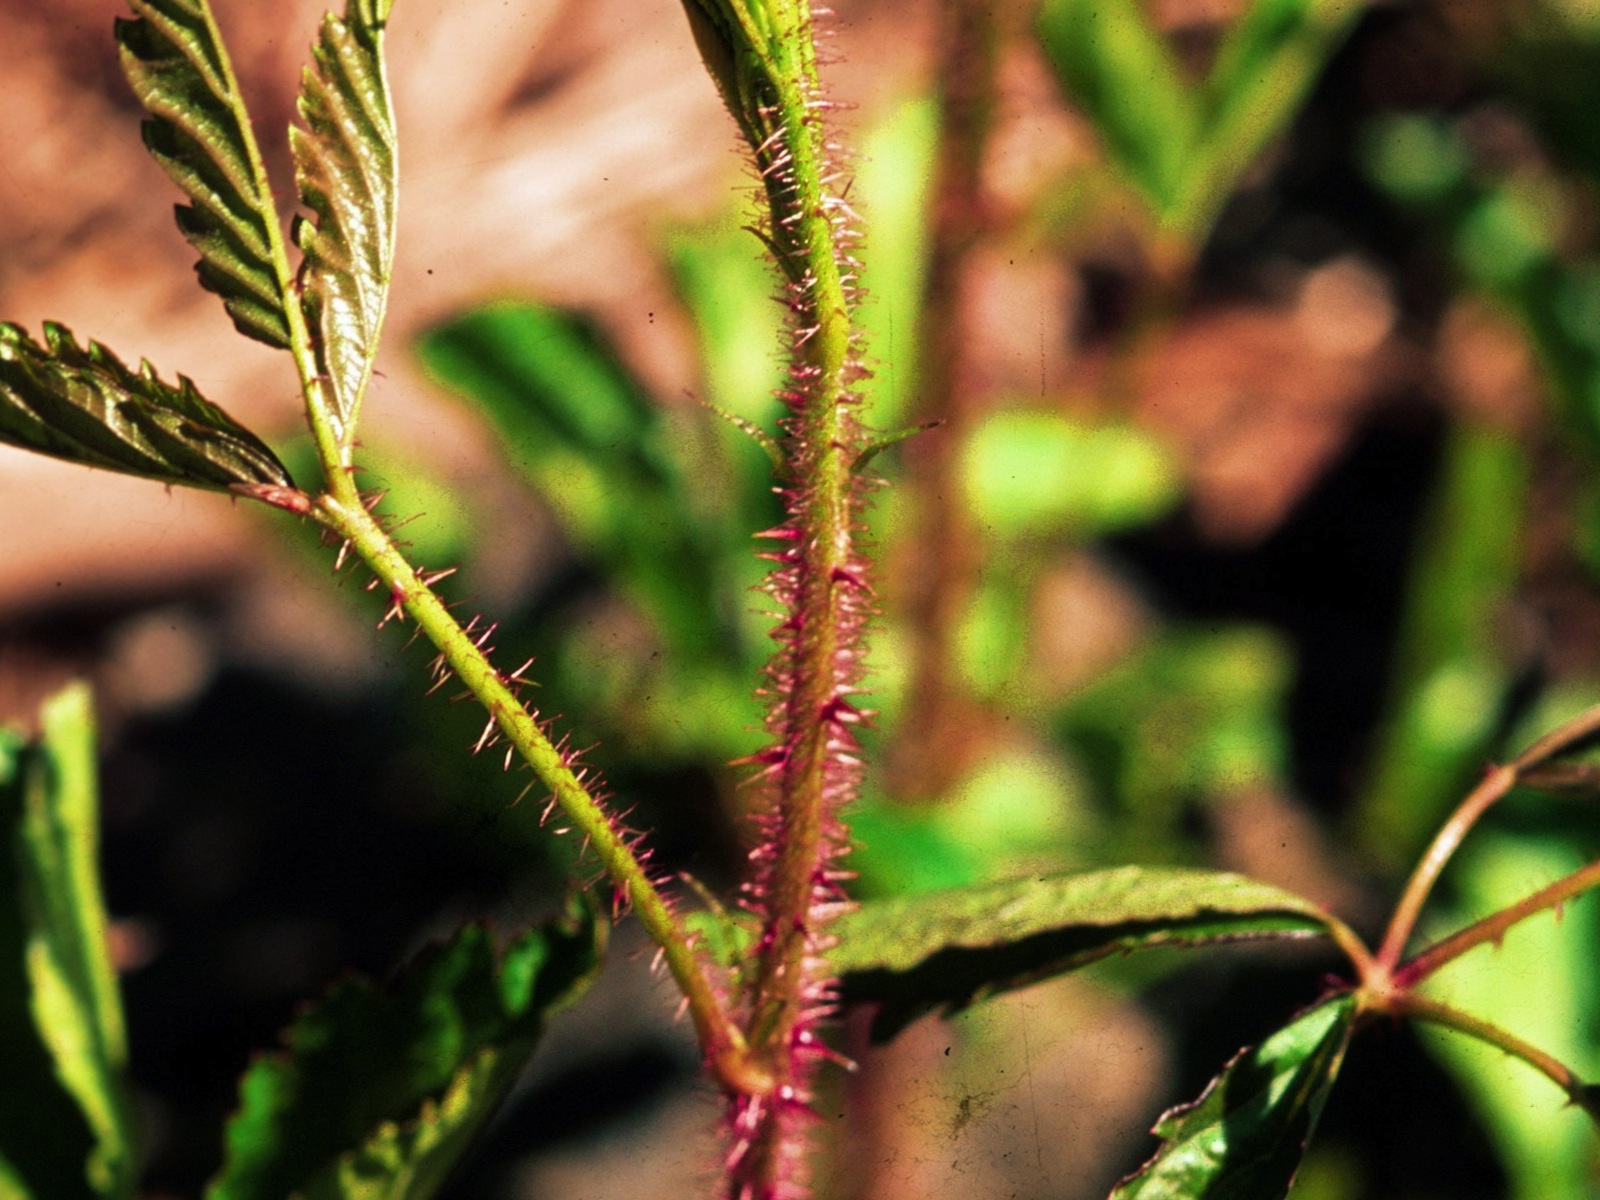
[
  {"x1": 0, "y1": 322, "x2": 293, "y2": 491},
  {"x1": 291, "y1": 0, "x2": 397, "y2": 449},
  {"x1": 116, "y1": 0, "x2": 294, "y2": 348}
]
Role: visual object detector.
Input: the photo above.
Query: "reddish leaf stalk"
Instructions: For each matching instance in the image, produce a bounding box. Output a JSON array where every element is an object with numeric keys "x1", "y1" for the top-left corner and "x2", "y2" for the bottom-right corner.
[{"x1": 1393, "y1": 856, "x2": 1600, "y2": 989}]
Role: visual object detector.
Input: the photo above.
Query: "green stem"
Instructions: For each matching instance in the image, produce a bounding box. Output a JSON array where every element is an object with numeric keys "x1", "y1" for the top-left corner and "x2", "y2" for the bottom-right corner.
[
  {"x1": 312, "y1": 493, "x2": 758, "y2": 1093},
  {"x1": 1322, "y1": 910, "x2": 1381, "y2": 985},
  {"x1": 1394, "y1": 857, "x2": 1600, "y2": 989},
  {"x1": 184, "y1": 0, "x2": 347, "y2": 478},
  {"x1": 1390, "y1": 993, "x2": 1592, "y2": 1112}
]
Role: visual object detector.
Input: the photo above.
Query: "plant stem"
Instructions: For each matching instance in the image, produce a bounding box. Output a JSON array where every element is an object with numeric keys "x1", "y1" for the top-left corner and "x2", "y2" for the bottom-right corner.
[
  {"x1": 312, "y1": 492, "x2": 759, "y2": 1092},
  {"x1": 885, "y1": 0, "x2": 998, "y2": 803},
  {"x1": 1507, "y1": 699, "x2": 1600, "y2": 773},
  {"x1": 1394, "y1": 857, "x2": 1600, "y2": 989},
  {"x1": 742, "y1": 2, "x2": 863, "y2": 1065},
  {"x1": 1321, "y1": 910, "x2": 1380, "y2": 984},
  {"x1": 687, "y1": 2, "x2": 872, "y2": 1193},
  {"x1": 1374, "y1": 698, "x2": 1600, "y2": 971},
  {"x1": 1391, "y1": 992, "x2": 1592, "y2": 1111},
  {"x1": 1374, "y1": 762, "x2": 1517, "y2": 970}
]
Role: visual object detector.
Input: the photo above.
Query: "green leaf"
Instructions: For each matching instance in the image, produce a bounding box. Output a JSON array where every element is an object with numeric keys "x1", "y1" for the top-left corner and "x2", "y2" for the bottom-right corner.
[
  {"x1": 0, "y1": 684, "x2": 138, "y2": 1199},
  {"x1": 0, "y1": 322, "x2": 293, "y2": 492},
  {"x1": 292, "y1": 0, "x2": 398, "y2": 448},
  {"x1": 417, "y1": 303, "x2": 747, "y2": 667},
  {"x1": 961, "y1": 410, "x2": 1180, "y2": 538},
  {"x1": 1036, "y1": 0, "x2": 1201, "y2": 214},
  {"x1": 295, "y1": 1050, "x2": 515, "y2": 1200},
  {"x1": 117, "y1": 0, "x2": 293, "y2": 349},
  {"x1": 208, "y1": 907, "x2": 600, "y2": 1200},
  {"x1": 1417, "y1": 834, "x2": 1600, "y2": 1200},
  {"x1": 1036, "y1": 0, "x2": 1363, "y2": 240},
  {"x1": 830, "y1": 866, "x2": 1331, "y2": 1039},
  {"x1": 1354, "y1": 425, "x2": 1525, "y2": 867},
  {"x1": 1055, "y1": 625, "x2": 1294, "y2": 858},
  {"x1": 679, "y1": 0, "x2": 784, "y2": 162},
  {"x1": 1178, "y1": 0, "x2": 1363, "y2": 237},
  {"x1": 1112, "y1": 995, "x2": 1357, "y2": 1200}
]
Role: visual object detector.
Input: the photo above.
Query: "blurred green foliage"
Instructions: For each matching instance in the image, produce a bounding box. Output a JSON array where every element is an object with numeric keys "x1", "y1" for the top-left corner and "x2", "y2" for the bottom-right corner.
[
  {"x1": 0, "y1": 685, "x2": 136, "y2": 1200},
  {"x1": 267, "y1": 0, "x2": 1600, "y2": 1194}
]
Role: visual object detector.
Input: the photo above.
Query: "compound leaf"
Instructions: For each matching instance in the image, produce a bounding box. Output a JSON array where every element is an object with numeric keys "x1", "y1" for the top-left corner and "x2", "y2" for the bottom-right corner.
[
  {"x1": 117, "y1": 0, "x2": 294, "y2": 349},
  {"x1": 208, "y1": 908, "x2": 599, "y2": 1200},
  {"x1": 831, "y1": 867, "x2": 1331, "y2": 1040},
  {"x1": 1112, "y1": 994, "x2": 1357, "y2": 1200},
  {"x1": 0, "y1": 322, "x2": 293, "y2": 492},
  {"x1": 292, "y1": 0, "x2": 397, "y2": 449}
]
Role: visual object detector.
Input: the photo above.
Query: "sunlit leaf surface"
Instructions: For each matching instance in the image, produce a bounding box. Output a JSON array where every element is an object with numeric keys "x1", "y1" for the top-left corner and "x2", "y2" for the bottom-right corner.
[
  {"x1": 117, "y1": 0, "x2": 293, "y2": 348},
  {"x1": 0, "y1": 322, "x2": 292, "y2": 492},
  {"x1": 1112, "y1": 995, "x2": 1357, "y2": 1200},
  {"x1": 292, "y1": 0, "x2": 397, "y2": 448},
  {"x1": 831, "y1": 866, "x2": 1331, "y2": 1039}
]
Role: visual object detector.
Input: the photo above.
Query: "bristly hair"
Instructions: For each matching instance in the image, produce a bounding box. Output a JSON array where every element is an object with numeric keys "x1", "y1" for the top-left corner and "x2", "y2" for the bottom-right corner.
[{"x1": 696, "y1": 9, "x2": 877, "y2": 1195}]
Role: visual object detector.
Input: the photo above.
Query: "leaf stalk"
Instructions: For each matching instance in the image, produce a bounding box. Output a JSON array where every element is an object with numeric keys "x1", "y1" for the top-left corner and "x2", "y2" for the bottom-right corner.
[
  {"x1": 1393, "y1": 856, "x2": 1600, "y2": 989},
  {"x1": 311, "y1": 493, "x2": 755, "y2": 1092},
  {"x1": 1389, "y1": 993, "x2": 1595, "y2": 1120}
]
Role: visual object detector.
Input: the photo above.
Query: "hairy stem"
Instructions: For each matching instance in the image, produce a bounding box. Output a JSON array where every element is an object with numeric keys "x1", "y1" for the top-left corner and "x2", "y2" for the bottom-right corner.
[
  {"x1": 312, "y1": 493, "x2": 757, "y2": 1092},
  {"x1": 686, "y1": 2, "x2": 873, "y2": 1194},
  {"x1": 745, "y1": 9, "x2": 860, "y2": 1065}
]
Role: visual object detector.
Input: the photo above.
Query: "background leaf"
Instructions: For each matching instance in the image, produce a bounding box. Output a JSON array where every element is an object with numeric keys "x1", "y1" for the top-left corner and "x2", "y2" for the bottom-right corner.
[
  {"x1": 116, "y1": 0, "x2": 293, "y2": 349},
  {"x1": 1415, "y1": 832, "x2": 1600, "y2": 1200},
  {"x1": 208, "y1": 908, "x2": 600, "y2": 1200},
  {"x1": 1112, "y1": 994, "x2": 1357, "y2": 1200},
  {"x1": 1179, "y1": 0, "x2": 1364, "y2": 237},
  {"x1": 1035, "y1": 0, "x2": 1200, "y2": 217},
  {"x1": 292, "y1": 0, "x2": 397, "y2": 448},
  {"x1": 830, "y1": 866, "x2": 1331, "y2": 1039},
  {"x1": 0, "y1": 322, "x2": 293, "y2": 492},
  {"x1": 417, "y1": 302, "x2": 753, "y2": 672},
  {"x1": 293, "y1": 1050, "x2": 518, "y2": 1200},
  {"x1": 1037, "y1": 0, "x2": 1363, "y2": 240},
  {"x1": 1353, "y1": 425, "x2": 1525, "y2": 866},
  {"x1": 0, "y1": 684, "x2": 138, "y2": 1199}
]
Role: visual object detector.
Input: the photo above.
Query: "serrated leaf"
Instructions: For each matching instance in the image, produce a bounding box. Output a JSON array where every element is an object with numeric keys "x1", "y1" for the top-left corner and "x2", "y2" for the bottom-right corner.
[
  {"x1": 0, "y1": 684, "x2": 138, "y2": 1199},
  {"x1": 680, "y1": 0, "x2": 783, "y2": 157},
  {"x1": 117, "y1": 0, "x2": 294, "y2": 348},
  {"x1": 292, "y1": 1, "x2": 397, "y2": 449},
  {"x1": 0, "y1": 322, "x2": 293, "y2": 492},
  {"x1": 208, "y1": 908, "x2": 600, "y2": 1200},
  {"x1": 830, "y1": 867, "x2": 1331, "y2": 1040},
  {"x1": 1112, "y1": 994, "x2": 1357, "y2": 1200}
]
